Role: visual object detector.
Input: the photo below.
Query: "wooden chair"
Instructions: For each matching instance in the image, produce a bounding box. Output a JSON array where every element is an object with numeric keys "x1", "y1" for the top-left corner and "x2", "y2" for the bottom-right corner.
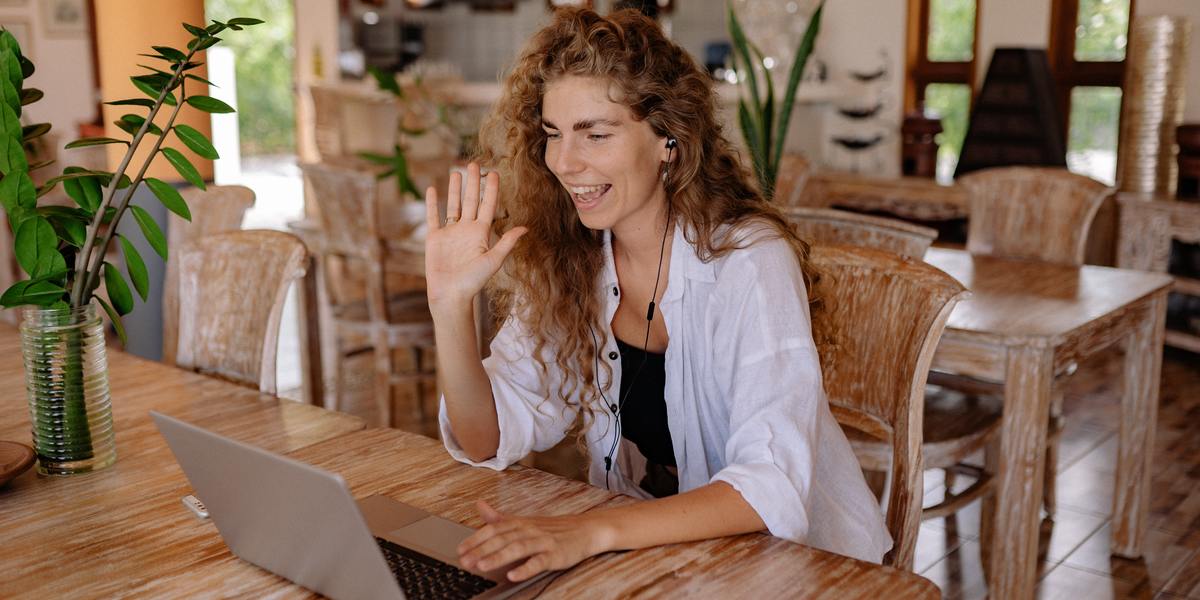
[
  {"x1": 300, "y1": 161, "x2": 435, "y2": 427},
  {"x1": 786, "y1": 207, "x2": 938, "y2": 260},
  {"x1": 773, "y1": 152, "x2": 813, "y2": 207},
  {"x1": 163, "y1": 185, "x2": 256, "y2": 366},
  {"x1": 936, "y1": 166, "x2": 1112, "y2": 518},
  {"x1": 959, "y1": 166, "x2": 1110, "y2": 265},
  {"x1": 309, "y1": 84, "x2": 400, "y2": 160},
  {"x1": 810, "y1": 244, "x2": 968, "y2": 570},
  {"x1": 175, "y1": 230, "x2": 319, "y2": 398}
]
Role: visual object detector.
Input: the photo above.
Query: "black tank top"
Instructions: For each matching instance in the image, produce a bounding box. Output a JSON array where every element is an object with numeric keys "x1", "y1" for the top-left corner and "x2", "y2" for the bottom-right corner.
[{"x1": 615, "y1": 338, "x2": 676, "y2": 468}]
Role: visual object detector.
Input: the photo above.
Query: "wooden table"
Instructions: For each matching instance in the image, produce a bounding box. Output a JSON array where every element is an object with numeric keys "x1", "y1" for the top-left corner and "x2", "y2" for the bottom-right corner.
[
  {"x1": 800, "y1": 171, "x2": 969, "y2": 222},
  {"x1": 0, "y1": 326, "x2": 938, "y2": 599},
  {"x1": 926, "y1": 248, "x2": 1172, "y2": 599}
]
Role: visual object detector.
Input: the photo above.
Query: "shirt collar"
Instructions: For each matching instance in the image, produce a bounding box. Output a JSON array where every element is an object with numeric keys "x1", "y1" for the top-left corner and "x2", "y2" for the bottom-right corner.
[{"x1": 601, "y1": 223, "x2": 717, "y2": 304}]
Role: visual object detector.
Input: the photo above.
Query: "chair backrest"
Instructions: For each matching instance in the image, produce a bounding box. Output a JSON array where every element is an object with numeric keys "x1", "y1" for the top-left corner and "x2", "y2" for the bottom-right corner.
[
  {"x1": 175, "y1": 230, "x2": 309, "y2": 395},
  {"x1": 773, "y1": 152, "x2": 813, "y2": 207},
  {"x1": 808, "y1": 244, "x2": 968, "y2": 570},
  {"x1": 786, "y1": 207, "x2": 938, "y2": 260},
  {"x1": 162, "y1": 185, "x2": 255, "y2": 366},
  {"x1": 959, "y1": 166, "x2": 1110, "y2": 265},
  {"x1": 309, "y1": 84, "x2": 399, "y2": 160},
  {"x1": 300, "y1": 162, "x2": 384, "y2": 261}
]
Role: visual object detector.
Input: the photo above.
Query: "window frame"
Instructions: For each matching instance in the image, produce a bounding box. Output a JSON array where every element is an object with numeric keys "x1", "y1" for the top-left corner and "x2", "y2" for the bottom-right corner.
[
  {"x1": 904, "y1": 0, "x2": 979, "y2": 115},
  {"x1": 1047, "y1": 0, "x2": 1136, "y2": 142}
]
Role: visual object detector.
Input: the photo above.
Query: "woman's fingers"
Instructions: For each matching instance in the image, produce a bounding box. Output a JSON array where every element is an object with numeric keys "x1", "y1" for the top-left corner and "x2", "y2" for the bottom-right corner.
[
  {"x1": 424, "y1": 186, "x2": 440, "y2": 230},
  {"x1": 446, "y1": 169, "x2": 463, "y2": 225},
  {"x1": 461, "y1": 162, "x2": 481, "y2": 221},
  {"x1": 476, "y1": 536, "x2": 551, "y2": 572},
  {"x1": 477, "y1": 171, "x2": 500, "y2": 225},
  {"x1": 484, "y1": 227, "x2": 528, "y2": 266},
  {"x1": 507, "y1": 553, "x2": 550, "y2": 582}
]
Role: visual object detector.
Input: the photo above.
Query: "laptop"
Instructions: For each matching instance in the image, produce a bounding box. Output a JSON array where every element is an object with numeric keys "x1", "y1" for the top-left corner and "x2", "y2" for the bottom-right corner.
[{"x1": 151, "y1": 411, "x2": 548, "y2": 600}]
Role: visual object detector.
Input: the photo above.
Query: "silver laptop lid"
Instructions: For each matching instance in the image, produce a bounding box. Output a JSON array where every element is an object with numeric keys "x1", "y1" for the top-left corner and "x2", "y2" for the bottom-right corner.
[{"x1": 151, "y1": 411, "x2": 405, "y2": 600}]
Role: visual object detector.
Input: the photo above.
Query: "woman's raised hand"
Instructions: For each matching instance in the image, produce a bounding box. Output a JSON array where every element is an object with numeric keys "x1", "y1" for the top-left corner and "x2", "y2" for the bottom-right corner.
[{"x1": 424, "y1": 163, "x2": 527, "y2": 309}]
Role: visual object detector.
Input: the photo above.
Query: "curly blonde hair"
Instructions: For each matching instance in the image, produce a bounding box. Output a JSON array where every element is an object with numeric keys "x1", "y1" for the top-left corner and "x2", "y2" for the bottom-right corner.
[{"x1": 476, "y1": 7, "x2": 812, "y2": 420}]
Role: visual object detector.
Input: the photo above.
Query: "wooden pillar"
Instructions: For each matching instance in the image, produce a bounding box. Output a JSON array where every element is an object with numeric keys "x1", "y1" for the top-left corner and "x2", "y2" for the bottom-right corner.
[{"x1": 92, "y1": 0, "x2": 213, "y2": 181}]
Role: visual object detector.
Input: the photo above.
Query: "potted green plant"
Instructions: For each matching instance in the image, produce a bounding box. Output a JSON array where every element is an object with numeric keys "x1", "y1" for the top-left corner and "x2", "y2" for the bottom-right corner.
[
  {"x1": 727, "y1": 1, "x2": 823, "y2": 201},
  {"x1": 0, "y1": 17, "x2": 262, "y2": 475}
]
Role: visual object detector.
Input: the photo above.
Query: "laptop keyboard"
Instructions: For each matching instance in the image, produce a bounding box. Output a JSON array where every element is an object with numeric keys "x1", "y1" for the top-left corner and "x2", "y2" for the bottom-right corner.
[{"x1": 375, "y1": 536, "x2": 498, "y2": 599}]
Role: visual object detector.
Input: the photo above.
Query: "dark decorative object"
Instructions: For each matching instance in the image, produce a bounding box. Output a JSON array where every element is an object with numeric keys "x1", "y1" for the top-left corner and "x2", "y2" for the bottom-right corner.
[
  {"x1": 901, "y1": 110, "x2": 942, "y2": 178},
  {"x1": 833, "y1": 134, "x2": 884, "y2": 151},
  {"x1": 955, "y1": 48, "x2": 1066, "y2": 178},
  {"x1": 849, "y1": 67, "x2": 886, "y2": 83},
  {"x1": 1176, "y1": 124, "x2": 1200, "y2": 200},
  {"x1": 837, "y1": 102, "x2": 884, "y2": 120}
]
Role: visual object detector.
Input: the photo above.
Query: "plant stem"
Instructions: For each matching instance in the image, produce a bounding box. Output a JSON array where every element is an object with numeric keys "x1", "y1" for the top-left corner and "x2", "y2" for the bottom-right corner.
[
  {"x1": 80, "y1": 79, "x2": 188, "y2": 303},
  {"x1": 70, "y1": 48, "x2": 196, "y2": 308}
]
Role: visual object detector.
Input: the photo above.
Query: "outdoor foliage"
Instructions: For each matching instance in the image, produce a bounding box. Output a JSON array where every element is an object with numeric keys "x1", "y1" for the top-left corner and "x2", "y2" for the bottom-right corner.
[
  {"x1": 0, "y1": 17, "x2": 262, "y2": 343},
  {"x1": 207, "y1": 0, "x2": 294, "y2": 155}
]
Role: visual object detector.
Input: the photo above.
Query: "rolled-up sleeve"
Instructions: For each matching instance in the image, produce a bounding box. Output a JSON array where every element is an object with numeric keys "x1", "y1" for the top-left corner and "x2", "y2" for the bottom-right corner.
[
  {"x1": 707, "y1": 237, "x2": 825, "y2": 543},
  {"x1": 439, "y1": 312, "x2": 574, "y2": 470}
]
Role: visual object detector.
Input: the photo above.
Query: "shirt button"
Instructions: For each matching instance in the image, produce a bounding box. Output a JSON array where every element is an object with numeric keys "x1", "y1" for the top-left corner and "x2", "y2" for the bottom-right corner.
[
  {"x1": 612, "y1": 286, "x2": 619, "y2": 296},
  {"x1": 608, "y1": 351, "x2": 619, "y2": 360}
]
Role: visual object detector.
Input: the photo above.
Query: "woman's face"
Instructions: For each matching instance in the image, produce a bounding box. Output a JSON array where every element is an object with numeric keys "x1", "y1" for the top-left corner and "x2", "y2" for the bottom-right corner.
[{"x1": 542, "y1": 75, "x2": 670, "y2": 234}]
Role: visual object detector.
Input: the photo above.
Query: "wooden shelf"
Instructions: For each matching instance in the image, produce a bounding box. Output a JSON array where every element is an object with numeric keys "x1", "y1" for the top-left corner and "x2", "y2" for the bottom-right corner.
[
  {"x1": 1173, "y1": 275, "x2": 1200, "y2": 297},
  {"x1": 1165, "y1": 329, "x2": 1200, "y2": 354}
]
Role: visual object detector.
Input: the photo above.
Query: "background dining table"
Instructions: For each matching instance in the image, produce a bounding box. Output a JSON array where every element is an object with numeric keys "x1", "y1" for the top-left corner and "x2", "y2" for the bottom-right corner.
[
  {"x1": 925, "y1": 247, "x2": 1173, "y2": 599},
  {"x1": 0, "y1": 324, "x2": 938, "y2": 599}
]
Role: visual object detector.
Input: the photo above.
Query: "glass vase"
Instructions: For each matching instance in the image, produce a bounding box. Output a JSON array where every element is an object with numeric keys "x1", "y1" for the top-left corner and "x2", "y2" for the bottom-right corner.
[{"x1": 20, "y1": 303, "x2": 116, "y2": 475}]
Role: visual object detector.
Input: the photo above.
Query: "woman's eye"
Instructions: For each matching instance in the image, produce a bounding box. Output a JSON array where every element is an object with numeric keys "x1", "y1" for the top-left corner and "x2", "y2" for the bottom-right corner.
[
  {"x1": 588, "y1": 134, "x2": 611, "y2": 141},
  {"x1": 544, "y1": 132, "x2": 560, "y2": 140}
]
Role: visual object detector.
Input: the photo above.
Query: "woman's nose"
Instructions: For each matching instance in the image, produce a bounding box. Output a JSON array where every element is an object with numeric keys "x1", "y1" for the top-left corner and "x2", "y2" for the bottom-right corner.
[{"x1": 550, "y1": 138, "x2": 584, "y2": 175}]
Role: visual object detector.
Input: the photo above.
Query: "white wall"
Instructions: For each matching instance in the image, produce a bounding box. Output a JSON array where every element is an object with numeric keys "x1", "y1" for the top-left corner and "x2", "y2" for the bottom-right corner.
[
  {"x1": 975, "y1": 0, "x2": 1053, "y2": 87},
  {"x1": 0, "y1": 4, "x2": 97, "y2": 154}
]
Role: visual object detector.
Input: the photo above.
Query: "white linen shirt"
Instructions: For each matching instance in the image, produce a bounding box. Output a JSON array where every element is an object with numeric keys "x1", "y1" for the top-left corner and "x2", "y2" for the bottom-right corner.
[{"x1": 438, "y1": 223, "x2": 893, "y2": 563}]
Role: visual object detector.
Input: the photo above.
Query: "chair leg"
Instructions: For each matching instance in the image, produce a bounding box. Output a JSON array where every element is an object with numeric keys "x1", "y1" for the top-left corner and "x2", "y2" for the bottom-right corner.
[
  {"x1": 979, "y1": 437, "x2": 1000, "y2": 586},
  {"x1": 412, "y1": 347, "x2": 426, "y2": 423}
]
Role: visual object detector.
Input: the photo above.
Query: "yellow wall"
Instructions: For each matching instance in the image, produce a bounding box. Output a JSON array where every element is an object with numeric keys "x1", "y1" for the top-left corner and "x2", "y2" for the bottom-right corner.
[{"x1": 93, "y1": 0, "x2": 213, "y2": 181}]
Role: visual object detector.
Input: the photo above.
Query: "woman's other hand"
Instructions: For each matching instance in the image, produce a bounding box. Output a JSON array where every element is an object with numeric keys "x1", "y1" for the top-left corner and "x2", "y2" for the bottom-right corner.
[
  {"x1": 458, "y1": 500, "x2": 613, "y2": 582},
  {"x1": 424, "y1": 163, "x2": 527, "y2": 309}
]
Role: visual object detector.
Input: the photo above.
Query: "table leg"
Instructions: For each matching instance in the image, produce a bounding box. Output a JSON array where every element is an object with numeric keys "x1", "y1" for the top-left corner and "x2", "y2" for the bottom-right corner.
[
  {"x1": 986, "y1": 343, "x2": 1054, "y2": 599},
  {"x1": 1112, "y1": 292, "x2": 1167, "y2": 557}
]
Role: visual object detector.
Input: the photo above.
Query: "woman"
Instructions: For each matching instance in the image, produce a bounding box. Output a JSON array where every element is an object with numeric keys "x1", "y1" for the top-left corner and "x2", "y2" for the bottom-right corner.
[{"x1": 423, "y1": 8, "x2": 890, "y2": 583}]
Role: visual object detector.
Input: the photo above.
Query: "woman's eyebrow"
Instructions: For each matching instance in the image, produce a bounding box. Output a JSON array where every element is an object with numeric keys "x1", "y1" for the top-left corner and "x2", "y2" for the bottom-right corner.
[{"x1": 541, "y1": 118, "x2": 622, "y2": 130}]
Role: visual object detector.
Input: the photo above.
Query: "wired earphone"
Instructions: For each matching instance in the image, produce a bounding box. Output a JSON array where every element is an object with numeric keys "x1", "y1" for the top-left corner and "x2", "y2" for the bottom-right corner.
[{"x1": 590, "y1": 135, "x2": 676, "y2": 490}]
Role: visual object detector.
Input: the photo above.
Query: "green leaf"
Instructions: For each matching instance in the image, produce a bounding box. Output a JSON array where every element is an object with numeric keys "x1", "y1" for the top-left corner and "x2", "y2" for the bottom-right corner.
[
  {"x1": 64, "y1": 136, "x2": 129, "y2": 149},
  {"x1": 104, "y1": 98, "x2": 155, "y2": 108},
  {"x1": 152, "y1": 45, "x2": 187, "y2": 63},
  {"x1": 738, "y1": 100, "x2": 766, "y2": 187},
  {"x1": 0, "y1": 279, "x2": 67, "y2": 308},
  {"x1": 173, "y1": 124, "x2": 218, "y2": 159},
  {"x1": 94, "y1": 295, "x2": 127, "y2": 346},
  {"x1": 206, "y1": 21, "x2": 227, "y2": 34},
  {"x1": 51, "y1": 215, "x2": 86, "y2": 248},
  {"x1": 117, "y1": 235, "x2": 149, "y2": 301},
  {"x1": 21, "y1": 122, "x2": 50, "y2": 142},
  {"x1": 368, "y1": 66, "x2": 402, "y2": 97},
  {"x1": 103, "y1": 261, "x2": 134, "y2": 315},
  {"x1": 185, "y1": 73, "x2": 216, "y2": 87},
  {"x1": 727, "y1": 2, "x2": 762, "y2": 131},
  {"x1": 36, "y1": 205, "x2": 90, "y2": 221},
  {"x1": 129, "y1": 204, "x2": 167, "y2": 260},
  {"x1": 0, "y1": 43, "x2": 23, "y2": 118},
  {"x1": 13, "y1": 216, "x2": 58, "y2": 276},
  {"x1": 17, "y1": 55, "x2": 32, "y2": 79},
  {"x1": 0, "y1": 170, "x2": 36, "y2": 215},
  {"x1": 0, "y1": 103, "x2": 27, "y2": 175},
  {"x1": 145, "y1": 177, "x2": 191, "y2": 220},
  {"x1": 182, "y1": 22, "x2": 209, "y2": 38},
  {"x1": 130, "y1": 75, "x2": 177, "y2": 106},
  {"x1": 19, "y1": 87, "x2": 42, "y2": 106},
  {"x1": 160, "y1": 147, "x2": 205, "y2": 189},
  {"x1": 188, "y1": 36, "x2": 222, "y2": 52},
  {"x1": 115, "y1": 113, "x2": 163, "y2": 137},
  {"x1": 771, "y1": 2, "x2": 823, "y2": 182},
  {"x1": 184, "y1": 95, "x2": 234, "y2": 114},
  {"x1": 226, "y1": 17, "x2": 264, "y2": 26},
  {"x1": 31, "y1": 250, "x2": 67, "y2": 279}
]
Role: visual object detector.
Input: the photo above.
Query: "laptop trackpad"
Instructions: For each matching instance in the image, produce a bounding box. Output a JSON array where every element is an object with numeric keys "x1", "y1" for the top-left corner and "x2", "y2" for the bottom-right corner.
[{"x1": 390, "y1": 516, "x2": 475, "y2": 564}]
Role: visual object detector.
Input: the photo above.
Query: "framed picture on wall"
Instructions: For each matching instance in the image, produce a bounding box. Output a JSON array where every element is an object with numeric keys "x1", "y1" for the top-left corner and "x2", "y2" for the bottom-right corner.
[
  {"x1": 0, "y1": 18, "x2": 32, "y2": 59},
  {"x1": 41, "y1": 0, "x2": 89, "y2": 37}
]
